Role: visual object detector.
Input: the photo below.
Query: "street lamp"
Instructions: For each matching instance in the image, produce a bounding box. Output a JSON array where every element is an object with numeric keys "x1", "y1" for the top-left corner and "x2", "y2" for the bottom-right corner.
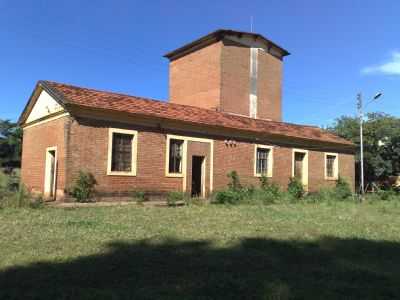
[{"x1": 357, "y1": 92, "x2": 383, "y2": 199}]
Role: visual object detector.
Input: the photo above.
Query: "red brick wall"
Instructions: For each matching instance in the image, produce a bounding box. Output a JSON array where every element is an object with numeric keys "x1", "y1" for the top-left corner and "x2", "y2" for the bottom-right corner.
[
  {"x1": 338, "y1": 153, "x2": 355, "y2": 190},
  {"x1": 169, "y1": 41, "x2": 222, "y2": 110},
  {"x1": 21, "y1": 117, "x2": 355, "y2": 201},
  {"x1": 213, "y1": 141, "x2": 295, "y2": 190},
  {"x1": 169, "y1": 40, "x2": 283, "y2": 121},
  {"x1": 21, "y1": 116, "x2": 69, "y2": 197},
  {"x1": 66, "y1": 120, "x2": 182, "y2": 198},
  {"x1": 213, "y1": 139, "x2": 354, "y2": 192},
  {"x1": 220, "y1": 43, "x2": 251, "y2": 116}
]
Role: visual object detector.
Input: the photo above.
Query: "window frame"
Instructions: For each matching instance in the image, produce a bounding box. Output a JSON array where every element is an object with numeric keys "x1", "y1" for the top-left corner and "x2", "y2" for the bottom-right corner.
[
  {"x1": 254, "y1": 145, "x2": 273, "y2": 177},
  {"x1": 165, "y1": 135, "x2": 187, "y2": 178},
  {"x1": 107, "y1": 128, "x2": 138, "y2": 176},
  {"x1": 324, "y1": 152, "x2": 339, "y2": 180}
]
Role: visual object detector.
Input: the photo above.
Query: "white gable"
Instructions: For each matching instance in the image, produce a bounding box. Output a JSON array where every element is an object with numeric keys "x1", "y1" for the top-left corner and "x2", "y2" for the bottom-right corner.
[{"x1": 26, "y1": 90, "x2": 63, "y2": 123}]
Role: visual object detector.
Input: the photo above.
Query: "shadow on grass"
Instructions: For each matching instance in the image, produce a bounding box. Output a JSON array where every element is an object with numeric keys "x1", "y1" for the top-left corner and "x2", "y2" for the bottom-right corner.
[{"x1": 1, "y1": 237, "x2": 399, "y2": 299}]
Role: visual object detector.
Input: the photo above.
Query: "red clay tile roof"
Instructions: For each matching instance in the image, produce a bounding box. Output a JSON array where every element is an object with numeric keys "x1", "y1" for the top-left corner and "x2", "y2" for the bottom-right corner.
[{"x1": 27, "y1": 80, "x2": 354, "y2": 147}]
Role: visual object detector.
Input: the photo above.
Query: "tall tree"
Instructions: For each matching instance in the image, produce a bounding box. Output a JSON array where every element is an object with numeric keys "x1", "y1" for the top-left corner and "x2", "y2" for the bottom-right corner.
[
  {"x1": 0, "y1": 119, "x2": 22, "y2": 168},
  {"x1": 328, "y1": 113, "x2": 400, "y2": 184}
]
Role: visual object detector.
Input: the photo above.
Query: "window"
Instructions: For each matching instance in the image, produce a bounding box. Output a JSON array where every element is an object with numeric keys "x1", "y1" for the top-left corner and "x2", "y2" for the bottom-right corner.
[
  {"x1": 256, "y1": 148, "x2": 269, "y2": 174},
  {"x1": 254, "y1": 145, "x2": 273, "y2": 177},
  {"x1": 325, "y1": 153, "x2": 338, "y2": 180},
  {"x1": 294, "y1": 152, "x2": 305, "y2": 179},
  {"x1": 112, "y1": 133, "x2": 133, "y2": 172},
  {"x1": 107, "y1": 128, "x2": 137, "y2": 176},
  {"x1": 169, "y1": 139, "x2": 184, "y2": 174}
]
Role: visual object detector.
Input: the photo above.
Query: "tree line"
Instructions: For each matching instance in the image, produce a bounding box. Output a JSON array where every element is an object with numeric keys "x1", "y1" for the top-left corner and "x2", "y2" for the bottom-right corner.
[
  {"x1": 0, "y1": 119, "x2": 22, "y2": 169},
  {"x1": 328, "y1": 112, "x2": 400, "y2": 187}
]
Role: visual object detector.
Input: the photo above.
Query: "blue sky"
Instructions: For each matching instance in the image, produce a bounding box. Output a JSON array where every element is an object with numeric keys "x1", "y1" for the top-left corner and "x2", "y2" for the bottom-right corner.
[{"x1": 1, "y1": 0, "x2": 399, "y2": 126}]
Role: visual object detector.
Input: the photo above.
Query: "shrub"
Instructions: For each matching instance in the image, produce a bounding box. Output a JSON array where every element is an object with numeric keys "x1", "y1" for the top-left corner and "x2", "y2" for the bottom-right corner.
[
  {"x1": 302, "y1": 178, "x2": 354, "y2": 203},
  {"x1": 213, "y1": 190, "x2": 243, "y2": 204},
  {"x1": 0, "y1": 169, "x2": 16, "y2": 200},
  {"x1": 334, "y1": 177, "x2": 352, "y2": 200},
  {"x1": 70, "y1": 171, "x2": 97, "y2": 203},
  {"x1": 259, "y1": 176, "x2": 281, "y2": 199},
  {"x1": 0, "y1": 170, "x2": 10, "y2": 192},
  {"x1": 0, "y1": 184, "x2": 33, "y2": 209},
  {"x1": 303, "y1": 187, "x2": 335, "y2": 203},
  {"x1": 15, "y1": 184, "x2": 31, "y2": 207},
  {"x1": 212, "y1": 171, "x2": 247, "y2": 205},
  {"x1": 227, "y1": 171, "x2": 242, "y2": 191},
  {"x1": 214, "y1": 172, "x2": 285, "y2": 205},
  {"x1": 7, "y1": 169, "x2": 20, "y2": 192},
  {"x1": 259, "y1": 175, "x2": 269, "y2": 190},
  {"x1": 287, "y1": 177, "x2": 305, "y2": 199},
  {"x1": 29, "y1": 195, "x2": 44, "y2": 209},
  {"x1": 0, "y1": 170, "x2": 45, "y2": 209},
  {"x1": 132, "y1": 191, "x2": 146, "y2": 204},
  {"x1": 166, "y1": 191, "x2": 185, "y2": 207},
  {"x1": 376, "y1": 188, "x2": 398, "y2": 201}
]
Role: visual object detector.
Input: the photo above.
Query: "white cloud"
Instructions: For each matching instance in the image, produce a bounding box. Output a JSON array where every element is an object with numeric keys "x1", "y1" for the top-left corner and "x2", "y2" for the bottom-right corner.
[{"x1": 362, "y1": 51, "x2": 400, "y2": 76}]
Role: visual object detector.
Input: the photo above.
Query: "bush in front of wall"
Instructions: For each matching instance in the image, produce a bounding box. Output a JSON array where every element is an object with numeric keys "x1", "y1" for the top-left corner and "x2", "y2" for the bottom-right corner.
[
  {"x1": 29, "y1": 195, "x2": 45, "y2": 209},
  {"x1": 303, "y1": 178, "x2": 354, "y2": 203},
  {"x1": 166, "y1": 191, "x2": 185, "y2": 207},
  {"x1": 213, "y1": 171, "x2": 251, "y2": 204},
  {"x1": 227, "y1": 171, "x2": 242, "y2": 191},
  {"x1": 70, "y1": 171, "x2": 97, "y2": 203},
  {"x1": 287, "y1": 177, "x2": 305, "y2": 199},
  {"x1": 334, "y1": 177, "x2": 353, "y2": 200},
  {"x1": 259, "y1": 175, "x2": 282, "y2": 203},
  {"x1": 131, "y1": 191, "x2": 146, "y2": 204},
  {"x1": 214, "y1": 189, "x2": 243, "y2": 204}
]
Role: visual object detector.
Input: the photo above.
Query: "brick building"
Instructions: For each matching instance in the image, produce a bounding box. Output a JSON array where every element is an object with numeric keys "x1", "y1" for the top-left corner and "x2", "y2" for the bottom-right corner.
[{"x1": 19, "y1": 29, "x2": 355, "y2": 201}]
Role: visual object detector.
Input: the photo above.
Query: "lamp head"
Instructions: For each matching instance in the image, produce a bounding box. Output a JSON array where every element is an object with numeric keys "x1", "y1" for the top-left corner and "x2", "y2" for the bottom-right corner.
[{"x1": 373, "y1": 92, "x2": 383, "y2": 100}]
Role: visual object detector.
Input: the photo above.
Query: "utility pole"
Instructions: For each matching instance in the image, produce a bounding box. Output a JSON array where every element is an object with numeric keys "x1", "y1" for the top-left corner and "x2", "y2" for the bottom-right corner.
[
  {"x1": 357, "y1": 93, "x2": 364, "y2": 201},
  {"x1": 357, "y1": 91, "x2": 383, "y2": 202}
]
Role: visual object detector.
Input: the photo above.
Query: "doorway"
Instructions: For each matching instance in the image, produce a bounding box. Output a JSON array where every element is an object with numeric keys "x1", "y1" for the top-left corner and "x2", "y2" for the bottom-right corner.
[
  {"x1": 191, "y1": 156, "x2": 205, "y2": 197},
  {"x1": 294, "y1": 152, "x2": 305, "y2": 180},
  {"x1": 44, "y1": 147, "x2": 57, "y2": 200},
  {"x1": 293, "y1": 150, "x2": 308, "y2": 189}
]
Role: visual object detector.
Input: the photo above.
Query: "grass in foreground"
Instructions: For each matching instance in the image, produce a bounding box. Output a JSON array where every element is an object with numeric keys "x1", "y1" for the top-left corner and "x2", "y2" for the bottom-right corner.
[{"x1": 1, "y1": 201, "x2": 400, "y2": 299}]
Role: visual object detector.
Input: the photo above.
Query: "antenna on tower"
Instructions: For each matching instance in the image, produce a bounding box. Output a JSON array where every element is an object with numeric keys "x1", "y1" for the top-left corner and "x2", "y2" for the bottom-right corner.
[{"x1": 250, "y1": 16, "x2": 254, "y2": 32}]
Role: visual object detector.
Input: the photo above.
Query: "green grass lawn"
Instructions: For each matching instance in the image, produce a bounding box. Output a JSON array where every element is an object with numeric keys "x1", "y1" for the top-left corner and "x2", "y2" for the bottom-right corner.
[{"x1": 1, "y1": 201, "x2": 400, "y2": 299}]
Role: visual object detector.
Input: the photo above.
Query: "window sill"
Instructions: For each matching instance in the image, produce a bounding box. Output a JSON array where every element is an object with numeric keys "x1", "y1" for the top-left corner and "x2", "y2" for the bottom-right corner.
[
  {"x1": 325, "y1": 177, "x2": 338, "y2": 181},
  {"x1": 254, "y1": 174, "x2": 273, "y2": 178},
  {"x1": 166, "y1": 173, "x2": 184, "y2": 178},
  {"x1": 107, "y1": 172, "x2": 136, "y2": 177}
]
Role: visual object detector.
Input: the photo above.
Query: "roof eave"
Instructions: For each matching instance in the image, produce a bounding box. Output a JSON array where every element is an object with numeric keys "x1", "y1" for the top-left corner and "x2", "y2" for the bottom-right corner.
[{"x1": 164, "y1": 29, "x2": 290, "y2": 61}]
